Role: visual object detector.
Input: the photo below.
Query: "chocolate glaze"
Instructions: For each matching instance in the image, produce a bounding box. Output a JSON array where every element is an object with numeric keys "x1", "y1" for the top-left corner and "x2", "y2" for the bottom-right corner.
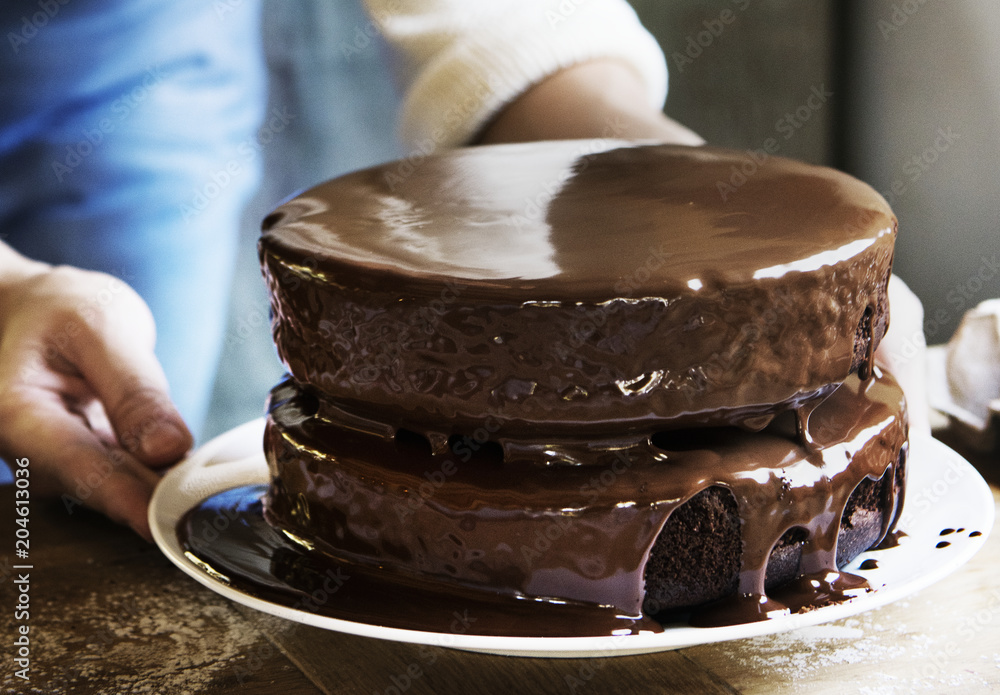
[
  {"x1": 240, "y1": 140, "x2": 909, "y2": 633},
  {"x1": 178, "y1": 486, "x2": 659, "y2": 637},
  {"x1": 261, "y1": 369, "x2": 907, "y2": 628},
  {"x1": 875, "y1": 530, "x2": 907, "y2": 549},
  {"x1": 259, "y1": 141, "x2": 896, "y2": 436}
]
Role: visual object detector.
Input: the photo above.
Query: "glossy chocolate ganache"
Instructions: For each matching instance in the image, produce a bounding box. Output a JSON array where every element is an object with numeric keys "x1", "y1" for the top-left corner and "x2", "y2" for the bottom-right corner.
[
  {"x1": 259, "y1": 141, "x2": 896, "y2": 437},
  {"x1": 177, "y1": 369, "x2": 906, "y2": 636},
  {"x1": 179, "y1": 140, "x2": 911, "y2": 635},
  {"x1": 261, "y1": 369, "x2": 906, "y2": 630}
]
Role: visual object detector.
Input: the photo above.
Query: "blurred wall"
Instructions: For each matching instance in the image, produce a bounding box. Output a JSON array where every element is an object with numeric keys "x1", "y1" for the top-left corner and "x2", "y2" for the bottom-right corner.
[
  {"x1": 847, "y1": 0, "x2": 1000, "y2": 345},
  {"x1": 631, "y1": 0, "x2": 1000, "y2": 343},
  {"x1": 630, "y1": 0, "x2": 837, "y2": 164}
]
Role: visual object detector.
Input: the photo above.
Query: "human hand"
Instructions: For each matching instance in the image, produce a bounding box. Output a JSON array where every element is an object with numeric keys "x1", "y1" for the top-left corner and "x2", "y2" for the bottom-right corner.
[{"x1": 0, "y1": 261, "x2": 192, "y2": 540}]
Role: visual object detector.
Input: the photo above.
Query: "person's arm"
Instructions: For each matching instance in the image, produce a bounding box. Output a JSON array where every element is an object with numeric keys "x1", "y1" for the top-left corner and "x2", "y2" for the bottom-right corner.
[
  {"x1": 0, "y1": 242, "x2": 191, "y2": 540},
  {"x1": 478, "y1": 59, "x2": 703, "y2": 146},
  {"x1": 364, "y1": 0, "x2": 698, "y2": 149},
  {"x1": 365, "y1": 0, "x2": 928, "y2": 434}
]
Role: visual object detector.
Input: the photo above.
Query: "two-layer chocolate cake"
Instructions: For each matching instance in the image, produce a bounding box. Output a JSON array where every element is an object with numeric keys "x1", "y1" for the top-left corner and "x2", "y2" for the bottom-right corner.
[{"x1": 249, "y1": 140, "x2": 906, "y2": 631}]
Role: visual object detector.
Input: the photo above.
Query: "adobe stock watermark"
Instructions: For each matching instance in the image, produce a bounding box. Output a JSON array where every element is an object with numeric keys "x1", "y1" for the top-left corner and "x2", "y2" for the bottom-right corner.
[
  {"x1": 230, "y1": 566, "x2": 351, "y2": 685},
  {"x1": 877, "y1": 0, "x2": 930, "y2": 40},
  {"x1": 224, "y1": 305, "x2": 268, "y2": 349},
  {"x1": 670, "y1": 0, "x2": 751, "y2": 73},
  {"x1": 371, "y1": 608, "x2": 478, "y2": 695},
  {"x1": 879, "y1": 126, "x2": 960, "y2": 209},
  {"x1": 546, "y1": 0, "x2": 593, "y2": 28},
  {"x1": 213, "y1": 0, "x2": 250, "y2": 20},
  {"x1": 393, "y1": 446, "x2": 463, "y2": 523},
  {"x1": 338, "y1": 0, "x2": 401, "y2": 59},
  {"x1": 51, "y1": 65, "x2": 167, "y2": 182},
  {"x1": 549, "y1": 241, "x2": 671, "y2": 366},
  {"x1": 180, "y1": 106, "x2": 295, "y2": 224},
  {"x1": 895, "y1": 449, "x2": 968, "y2": 531},
  {"x1": 11, "y1": 457, "x2": 32, "y2": 683},
  {"x1": 17, "y1": 273, "x2": 131, "y2": 383},
  {"x1": 383, "y1": 74, "x2": 502, "y2": 191},
  {"x1": 520, "y1": 448, "x2": 644, "y2": 567},
  {"x1": 60, "y1": 449, "x2": 129, "y2": 517},
  {"x1": 394, "y1": 415, "x2": 500, "y2": 522},
  {"x1": 59, "y1": 390, "x2": 182, "y2": 514},
  {"x1": 561, "y1": 631, "x2": 640, "y2": 692},
  {"x1": 888, "y1": 252, "x2": 1000, "y2": 364},
  {"x1": 716, "y1": 83, "x2": 833, "y2": 201},
  {"x1": 943, "y1": 253, "x2": 999, "y2": 320},
  {"x1": 344, "y1": 279, "x2": 466, "y2": 386},
  {"x1": 7, "y1": 0, "x2": 70, "y2": 54}
]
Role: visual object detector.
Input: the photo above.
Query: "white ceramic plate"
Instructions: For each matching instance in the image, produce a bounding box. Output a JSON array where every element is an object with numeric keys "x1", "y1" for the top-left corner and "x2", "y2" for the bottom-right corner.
[{"x1": 150, "y1": 420, "x2": 994, "y2": 658}]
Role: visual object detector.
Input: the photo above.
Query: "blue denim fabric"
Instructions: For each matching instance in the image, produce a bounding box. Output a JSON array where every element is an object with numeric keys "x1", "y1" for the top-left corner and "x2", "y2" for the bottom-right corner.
[
  {"x1": 0, "y1": 0, "x2": 267, "y2": 434},
  {"x1": 0, "y1": 1, "x2": 404, "y2": 489},
  {"x1": 201, "y1": 0, "x2": 404, "y2": 439}
]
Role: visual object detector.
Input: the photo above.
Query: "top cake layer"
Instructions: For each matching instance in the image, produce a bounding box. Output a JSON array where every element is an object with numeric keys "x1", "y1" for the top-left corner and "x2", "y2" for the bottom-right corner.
[
  {"x1": 261, "y1": 141, "x2": 894, "y2": 299},
  {"x1": 260, "y1": 141, "x2": 896, "y2": 436}
]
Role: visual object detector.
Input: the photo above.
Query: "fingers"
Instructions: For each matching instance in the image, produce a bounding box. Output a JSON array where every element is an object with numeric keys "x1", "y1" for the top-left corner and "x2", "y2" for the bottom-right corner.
[
  {"x1": 0, "y1": 386, "x2": 160, "y2": 541},
  {"x1": 0, "y1": 265, "x2": 193, "y2": 541},
  {"x1": 58, "y1": 442, "x2": 160, "y2": 542},
  {"x1": 56, "y1": 276, "x2": 194, "y2": 466}
]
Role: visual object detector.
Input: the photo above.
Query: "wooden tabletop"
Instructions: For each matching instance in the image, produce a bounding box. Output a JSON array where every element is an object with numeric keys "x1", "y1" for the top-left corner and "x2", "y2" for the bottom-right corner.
[{"x1": 2, "y1": 434, "x2": 998, "y2": 695}]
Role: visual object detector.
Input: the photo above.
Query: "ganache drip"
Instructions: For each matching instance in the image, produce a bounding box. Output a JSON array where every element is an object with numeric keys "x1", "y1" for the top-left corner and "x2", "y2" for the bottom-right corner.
[{"x1": 249, "y1": 369, "x2": 907, "y2": 630}]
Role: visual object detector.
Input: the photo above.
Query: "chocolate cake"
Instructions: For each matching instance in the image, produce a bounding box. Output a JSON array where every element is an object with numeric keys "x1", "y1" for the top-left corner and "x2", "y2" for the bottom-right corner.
[
  {"x1": 256, "y1": 141, "x2": 907, "y2": 628},
  {"x1": 260, "y1": 141, "x2": 895, "y2": 438},
  {"x1": 264, "y1": 370, "x2": 906, "y2": 626}
]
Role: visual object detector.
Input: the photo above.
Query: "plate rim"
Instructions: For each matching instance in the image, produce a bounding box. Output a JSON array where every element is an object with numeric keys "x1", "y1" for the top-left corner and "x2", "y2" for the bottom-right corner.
[{"x1": 150, "y1": 421, "x2": 995, "y2": 657}]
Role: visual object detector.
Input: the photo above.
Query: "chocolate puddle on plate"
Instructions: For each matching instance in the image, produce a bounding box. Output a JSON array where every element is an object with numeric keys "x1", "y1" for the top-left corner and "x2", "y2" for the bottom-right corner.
[
  {"x1": 178, "y1": 483, "x2": 905, "y2": 639},
  {"x1": 178, "y1": 485, "x2": 662, "y2": 638}
]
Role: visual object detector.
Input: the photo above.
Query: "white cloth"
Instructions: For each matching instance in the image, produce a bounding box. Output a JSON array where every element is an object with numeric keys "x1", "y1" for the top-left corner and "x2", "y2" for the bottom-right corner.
[
  {"x1": 945, "y1": 299, "x2": 1000, "y2": 429},
  {"x1": 929, "y1": 299, "x2": 1000, "y2": 449},
  {"x1": 363, "y1": 0, "x2": 668, "y2": 148}
]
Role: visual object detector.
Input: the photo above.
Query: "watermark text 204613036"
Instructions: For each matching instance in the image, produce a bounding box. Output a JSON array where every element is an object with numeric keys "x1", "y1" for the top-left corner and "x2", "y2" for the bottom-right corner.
[{"x1": 12, "y1": 457, "x2": 33, "y2": 682}]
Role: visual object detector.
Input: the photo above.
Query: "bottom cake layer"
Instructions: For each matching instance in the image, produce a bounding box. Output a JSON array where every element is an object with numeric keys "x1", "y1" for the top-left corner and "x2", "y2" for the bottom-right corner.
[{"x1": 262, "y1": 369, "x2": 907, "y2": 626}]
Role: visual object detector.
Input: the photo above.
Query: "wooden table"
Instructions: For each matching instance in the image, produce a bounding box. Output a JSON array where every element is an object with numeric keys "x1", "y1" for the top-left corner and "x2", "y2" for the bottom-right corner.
[{"x1": 2, "y1": 435, "x2": 998, "y2": 695}]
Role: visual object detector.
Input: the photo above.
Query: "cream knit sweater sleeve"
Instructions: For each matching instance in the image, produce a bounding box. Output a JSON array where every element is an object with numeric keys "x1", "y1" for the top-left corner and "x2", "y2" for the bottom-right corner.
[{"x1": 362, "y1": 0, "x2": 668, "y2": 149}]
